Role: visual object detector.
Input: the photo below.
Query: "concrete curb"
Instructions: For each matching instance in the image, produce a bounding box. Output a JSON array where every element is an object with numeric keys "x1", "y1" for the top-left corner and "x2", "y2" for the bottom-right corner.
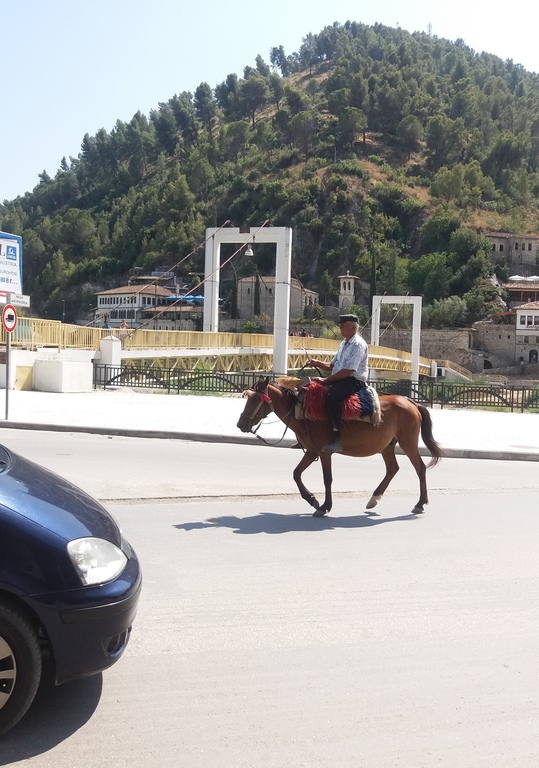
[{"x1": 2, "y1": 420, "x2": 539, "y2": 462}]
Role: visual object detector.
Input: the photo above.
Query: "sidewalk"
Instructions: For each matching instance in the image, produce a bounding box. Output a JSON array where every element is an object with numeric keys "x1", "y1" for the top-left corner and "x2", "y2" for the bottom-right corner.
[{"x1": 1, "y1": 388, "x2": 538, "y2": 461}]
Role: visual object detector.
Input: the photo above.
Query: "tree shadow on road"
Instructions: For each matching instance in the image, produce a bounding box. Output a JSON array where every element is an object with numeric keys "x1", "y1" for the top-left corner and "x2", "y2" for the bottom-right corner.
[{"x1": 174, "y1": 510, "x2": 419, "y2": 535}]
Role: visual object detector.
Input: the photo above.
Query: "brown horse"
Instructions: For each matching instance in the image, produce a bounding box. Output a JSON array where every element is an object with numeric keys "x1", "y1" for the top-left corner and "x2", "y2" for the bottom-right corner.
[{"x1": 237, "y1": 376, "x2": 444, "y2": 517}]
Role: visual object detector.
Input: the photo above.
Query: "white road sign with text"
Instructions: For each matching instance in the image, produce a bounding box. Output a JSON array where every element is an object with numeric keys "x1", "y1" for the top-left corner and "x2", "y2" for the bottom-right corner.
[{"x1": 0, "y1": 230, "x2": 23, "y2": 295}]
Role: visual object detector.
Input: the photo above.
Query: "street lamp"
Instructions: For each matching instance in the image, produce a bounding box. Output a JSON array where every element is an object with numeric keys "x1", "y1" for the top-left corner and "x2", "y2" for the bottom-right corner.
[{"x1": 62, "y1": 300, "x2": 65, "y2": 323}]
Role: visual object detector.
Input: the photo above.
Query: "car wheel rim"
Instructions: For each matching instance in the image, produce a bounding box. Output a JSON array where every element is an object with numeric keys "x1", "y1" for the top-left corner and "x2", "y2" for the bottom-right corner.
[{"x1": 0, "y1": 635, "x2": 17, "y2": 711}]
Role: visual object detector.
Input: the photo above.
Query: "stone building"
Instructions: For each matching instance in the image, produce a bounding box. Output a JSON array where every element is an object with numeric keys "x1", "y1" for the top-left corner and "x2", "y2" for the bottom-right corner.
[
  {"x1": 488, "y1": 232, "x2": 537, "y2": 276},
  {"x1": 237, "y1": 276, "x2": 318, "y2": 320},
  {"x1": 470, "y1": 301, "x2": 539, "y2": 368}
]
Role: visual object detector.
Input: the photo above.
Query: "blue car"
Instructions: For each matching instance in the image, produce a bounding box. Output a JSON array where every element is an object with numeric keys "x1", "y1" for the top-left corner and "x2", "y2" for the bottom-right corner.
[{"x1": 0, "y1": 444, "x2": 141, "y2": 735}]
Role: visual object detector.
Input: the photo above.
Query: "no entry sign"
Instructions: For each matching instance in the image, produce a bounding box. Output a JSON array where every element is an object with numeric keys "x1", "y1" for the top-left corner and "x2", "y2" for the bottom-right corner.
[{"x1": 1, "y1": 303, "x2": 17, "y2": 333}]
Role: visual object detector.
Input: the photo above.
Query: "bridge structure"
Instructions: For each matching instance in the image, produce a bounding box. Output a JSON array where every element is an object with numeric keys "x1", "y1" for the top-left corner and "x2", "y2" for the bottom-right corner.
[{"x1": 2, "y1": 317, "x2": 473, "y2": 381}]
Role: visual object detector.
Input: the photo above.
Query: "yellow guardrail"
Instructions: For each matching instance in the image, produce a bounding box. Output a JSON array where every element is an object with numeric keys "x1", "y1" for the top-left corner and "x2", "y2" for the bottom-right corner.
[
  {"x1": 1, "y1": 320, "x2": 346, "y2": 353},
  {"x1": 1, "y1": 318, "x2": 444, "y2": 377}
]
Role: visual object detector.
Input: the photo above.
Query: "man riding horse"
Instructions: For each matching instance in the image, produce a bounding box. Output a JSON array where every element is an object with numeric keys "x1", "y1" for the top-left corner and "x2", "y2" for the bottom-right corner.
[{"x1": 307, "y1": 313, "x2": 369, "y2": 453}]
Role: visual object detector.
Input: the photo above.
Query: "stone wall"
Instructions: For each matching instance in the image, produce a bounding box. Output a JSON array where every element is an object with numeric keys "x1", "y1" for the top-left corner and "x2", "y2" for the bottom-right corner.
[{"x1": 376, "y1": 328, "x2": 482, "y2": 371}]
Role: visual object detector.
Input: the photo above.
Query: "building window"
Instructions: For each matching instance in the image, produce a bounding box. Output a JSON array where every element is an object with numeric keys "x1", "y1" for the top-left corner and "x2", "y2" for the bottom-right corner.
[
  {"x1": 528, "y1": 243, "x2": 532, "y2": 251},
  {"x1": 499, "y1": 244, "x2": 504, "y2": 251},
  {"x1": 519, "y1": 316, "x2": 526, "y2": 325},
  {"x1": 515, "y1": 242, "x2": 519, "y2": 250},
  {"x1": 527, "y1": 315, "x2": 533, "y2": 326}
]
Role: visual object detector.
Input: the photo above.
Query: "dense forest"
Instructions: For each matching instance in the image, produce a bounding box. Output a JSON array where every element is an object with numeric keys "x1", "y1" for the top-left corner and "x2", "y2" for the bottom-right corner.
[{"x1": 1, "y1": 20, "x2": 539, "y2": 327}]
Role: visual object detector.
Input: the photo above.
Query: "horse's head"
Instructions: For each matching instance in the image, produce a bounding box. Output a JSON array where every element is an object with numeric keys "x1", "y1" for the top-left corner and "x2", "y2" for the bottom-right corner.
[{"x1": 237, "y1": 377, "x2": 273, "y2": 433}]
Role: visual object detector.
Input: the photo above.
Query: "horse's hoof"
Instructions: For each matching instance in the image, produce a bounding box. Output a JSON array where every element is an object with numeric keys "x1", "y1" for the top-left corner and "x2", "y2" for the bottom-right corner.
[
  {"x1": 312, "y1": 508, "x2": 329, "y2": 517},
  {"x1": 366, "y1": 495, "x2": 382, "y2": 509},
  {"x1": 411, "y1": 506, "x2": 424, "y2": 515}
]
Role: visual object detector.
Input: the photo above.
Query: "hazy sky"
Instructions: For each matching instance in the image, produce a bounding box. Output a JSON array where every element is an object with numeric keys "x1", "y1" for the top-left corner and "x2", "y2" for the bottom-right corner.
[{"x1": 1, "y1": 0, "x2": 538, "y2": 203}]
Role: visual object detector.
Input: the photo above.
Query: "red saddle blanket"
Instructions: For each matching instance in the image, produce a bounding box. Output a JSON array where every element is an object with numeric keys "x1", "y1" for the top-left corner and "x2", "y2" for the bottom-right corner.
[{"x1": 304, "y1": 381, "x2": 361, "y2": 421}]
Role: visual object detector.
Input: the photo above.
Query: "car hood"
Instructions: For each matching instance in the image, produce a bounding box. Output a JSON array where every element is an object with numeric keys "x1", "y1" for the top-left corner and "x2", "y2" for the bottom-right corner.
[{"x1": 0, "y1": 444, "x2": 121, "y2": 545}]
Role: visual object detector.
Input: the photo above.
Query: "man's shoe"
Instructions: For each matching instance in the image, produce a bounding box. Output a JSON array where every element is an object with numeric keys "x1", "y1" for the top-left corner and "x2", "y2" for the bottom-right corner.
[{"x1": 322, "y1": 434, "x2": 342, "y2": 453}]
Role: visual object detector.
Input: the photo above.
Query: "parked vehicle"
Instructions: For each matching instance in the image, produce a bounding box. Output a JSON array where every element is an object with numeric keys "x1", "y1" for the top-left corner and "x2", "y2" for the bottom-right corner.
[{"x1": 0, "y1": 444, "x2": 141, "y2": 735}]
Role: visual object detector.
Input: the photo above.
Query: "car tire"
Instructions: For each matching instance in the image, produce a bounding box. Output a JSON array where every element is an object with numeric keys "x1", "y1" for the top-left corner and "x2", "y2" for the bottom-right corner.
[{"x1": 0, "y1": 602, "x2": 42, "y2": 736}]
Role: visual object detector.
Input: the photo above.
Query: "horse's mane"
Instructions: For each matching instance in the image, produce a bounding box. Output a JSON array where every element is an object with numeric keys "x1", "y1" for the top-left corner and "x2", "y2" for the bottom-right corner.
[{"x1": 276, "y1": 376, "x2": 302, "y2": 390}]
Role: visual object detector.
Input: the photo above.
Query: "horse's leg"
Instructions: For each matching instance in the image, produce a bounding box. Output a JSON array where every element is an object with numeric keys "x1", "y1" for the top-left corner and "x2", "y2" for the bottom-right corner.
[
  {"x1": 366, "y1": 439, "x2": 400, "y2": 510},
  {"x1": 312, "y1": 452, "x2": 333, "y2": 517},
  {"x1": 398, "y1": 434, "x2": 428, "y2": 514},
  {"x1": 293, "y1": 451, "x2": 320, "y2": 510}
]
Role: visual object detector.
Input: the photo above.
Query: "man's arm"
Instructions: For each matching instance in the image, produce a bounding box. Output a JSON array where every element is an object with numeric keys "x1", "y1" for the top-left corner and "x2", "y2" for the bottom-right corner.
[
  {"x1": 306, "y1": 357, "x2": 332, "y2": 372},
  {"x1": 313, "y1": 368, "x2": 354, "y2": 386}
]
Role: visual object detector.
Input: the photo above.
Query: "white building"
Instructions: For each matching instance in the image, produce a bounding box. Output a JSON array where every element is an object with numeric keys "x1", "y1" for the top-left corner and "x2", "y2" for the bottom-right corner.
[{"x1": 94, "y1": 284, "x2": 174, "y2": 327}]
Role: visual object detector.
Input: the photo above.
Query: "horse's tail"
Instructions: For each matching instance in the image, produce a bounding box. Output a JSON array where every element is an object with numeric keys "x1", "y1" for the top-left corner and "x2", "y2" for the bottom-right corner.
[{"x1": 408, "y1": 400, "x2": 445, "y2": 467}]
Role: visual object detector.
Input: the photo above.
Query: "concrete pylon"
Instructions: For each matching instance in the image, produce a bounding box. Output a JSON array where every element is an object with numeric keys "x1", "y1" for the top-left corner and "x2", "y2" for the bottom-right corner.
[{"x1": 204, "y1": 227, "x2": 292, "y2": 375}]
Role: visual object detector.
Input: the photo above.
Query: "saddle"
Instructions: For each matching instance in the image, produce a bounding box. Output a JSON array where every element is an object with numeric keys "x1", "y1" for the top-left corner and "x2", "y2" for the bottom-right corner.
[{"x1": 278, "y1": 377, "x2": 381, "y2": 426}]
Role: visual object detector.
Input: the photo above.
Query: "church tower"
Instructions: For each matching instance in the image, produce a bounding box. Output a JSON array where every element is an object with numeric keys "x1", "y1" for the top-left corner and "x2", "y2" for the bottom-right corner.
[{"x1": 338, "y1": 270, "x2": 359, "y2": 311}]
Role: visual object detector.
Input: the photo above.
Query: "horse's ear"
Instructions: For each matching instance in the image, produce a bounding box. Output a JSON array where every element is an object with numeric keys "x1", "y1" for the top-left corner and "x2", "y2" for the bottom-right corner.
[
  {"x1": 262, "y1": 376, "x2": 270, "y2": 388},
  {"x1": 256, "y1": 376, "x2": 270, "y2": 390}
]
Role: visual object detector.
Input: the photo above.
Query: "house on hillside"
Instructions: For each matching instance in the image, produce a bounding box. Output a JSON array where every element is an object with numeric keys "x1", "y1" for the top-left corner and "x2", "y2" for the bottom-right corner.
[
  {"x1": 502, "y1": 276, "x2": 539, "y2": 308},
  {"x1": 488, "y1": 232, "x2": 537, "y2": 276}
]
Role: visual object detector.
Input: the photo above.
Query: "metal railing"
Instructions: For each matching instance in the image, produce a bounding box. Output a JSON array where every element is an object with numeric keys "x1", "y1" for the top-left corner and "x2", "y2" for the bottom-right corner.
[
  {"x1": 93, "y1": 364, "x2": 261, "y2": 394},
  {"x1": 93, "y1": 365, "x2": 539, "y2": 412},
  {"x1": 374, "y1": 378, "x2": 539, "y2": 413}
]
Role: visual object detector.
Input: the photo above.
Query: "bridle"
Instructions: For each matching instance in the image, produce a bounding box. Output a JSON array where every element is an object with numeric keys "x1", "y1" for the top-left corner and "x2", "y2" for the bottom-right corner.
[
  {"x1": 242, "y1": 384, "x2": 295, "y2": 446},
  {"x1": 243, "y1": 386, "x2": 273, "y2": 425}
]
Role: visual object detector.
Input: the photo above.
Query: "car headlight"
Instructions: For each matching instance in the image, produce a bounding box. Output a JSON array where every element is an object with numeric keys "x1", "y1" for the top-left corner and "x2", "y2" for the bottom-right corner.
[{"x1": 67, "y1": 538, "x2": 128, "y2": 586}]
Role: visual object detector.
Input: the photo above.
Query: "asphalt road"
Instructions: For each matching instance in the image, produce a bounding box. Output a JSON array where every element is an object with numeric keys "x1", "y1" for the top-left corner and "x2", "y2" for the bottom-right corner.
[{"x1": 1, "y1": 432, "x2": 538, "y2": 767}]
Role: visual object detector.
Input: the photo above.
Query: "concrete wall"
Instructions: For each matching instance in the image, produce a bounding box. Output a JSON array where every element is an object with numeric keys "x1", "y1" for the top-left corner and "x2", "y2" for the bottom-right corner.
[
  {"x1": 33, "y1": 360, "x2": 93, "y2": 392},
  {"x1": 0, "y1": 347, "x2": 99, "y2": 391}
]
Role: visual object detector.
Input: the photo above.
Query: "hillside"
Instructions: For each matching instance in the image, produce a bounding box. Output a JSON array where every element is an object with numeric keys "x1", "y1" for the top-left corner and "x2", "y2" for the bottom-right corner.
[{"x1": 1, "y1": 20, "x2": 538, "y2": 327}]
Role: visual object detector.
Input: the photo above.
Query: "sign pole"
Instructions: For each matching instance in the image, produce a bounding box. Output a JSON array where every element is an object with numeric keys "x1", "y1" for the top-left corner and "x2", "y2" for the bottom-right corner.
[
  {"x1": 5, "y1": 293, "x2": 12, "y2": 419},
  {"x1": 2, "y1": 295, "x2": 19, "y2": 420}
]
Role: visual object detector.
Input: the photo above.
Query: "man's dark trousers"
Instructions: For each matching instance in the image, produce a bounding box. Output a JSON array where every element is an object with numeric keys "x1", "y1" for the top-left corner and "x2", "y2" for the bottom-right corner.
[{"x1": 326, "y1": 378, "x2": 363, "y2": 431}]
